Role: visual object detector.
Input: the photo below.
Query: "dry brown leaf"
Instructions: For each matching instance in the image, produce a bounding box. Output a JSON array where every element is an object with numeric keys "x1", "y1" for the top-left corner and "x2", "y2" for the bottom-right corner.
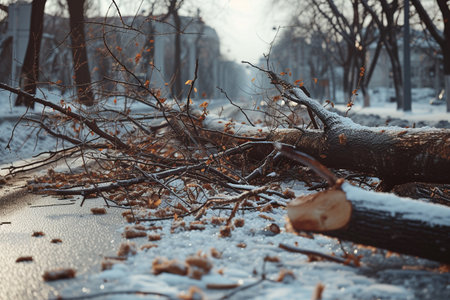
[{"x1": 152, "y1": 257, "x2": 188, "y2": 276}]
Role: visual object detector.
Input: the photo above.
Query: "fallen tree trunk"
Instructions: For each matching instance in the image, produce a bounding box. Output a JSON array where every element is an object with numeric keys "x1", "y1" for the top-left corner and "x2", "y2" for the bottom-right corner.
[
  {"x1": 270, "y1": 90, "x2": 450, "y2": 187},
  {"x1": 201, "y1": 72, "x2": 450, "y2": 188},
  {"x1": 287, "y1": 182, "x2": 450, "y2": 263},
  {"x1": 273, "y1": 87, "x2": 450, "y2": 188}
]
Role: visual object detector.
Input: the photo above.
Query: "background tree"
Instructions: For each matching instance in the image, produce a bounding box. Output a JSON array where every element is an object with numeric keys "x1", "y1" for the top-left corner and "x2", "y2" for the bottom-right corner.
[
  {"x1": 167, "y1": 0, "x2": 183, "y2": 99},
  {"x1": 361, "y1": 0, "x2": 404, "y2": 110},
  {"x1": 311, "y1": 0, "x2": 381, "y2": 107},
  {"x1": 411, "y1": 0, "x2": 450, "y2": 112},
  {"x1": 68, "y1": 0, "x2": 94, "y2": 106},
  {"x1": 15, "y1": 0, "x2": 46, "y2": 108}
]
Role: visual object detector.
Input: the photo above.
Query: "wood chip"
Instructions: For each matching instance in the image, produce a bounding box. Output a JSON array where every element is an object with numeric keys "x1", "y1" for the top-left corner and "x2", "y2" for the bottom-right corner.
[
  {"x1": 258, "y1": 214, "x2": 275, "y2": 221},
  {"x1": 219, "y1": 225, "x2": 232, "y2": 237},
  {"x1": 140, "y1": 243, "x2": 158, "y2": 250},
  {"x1": 234, "y1": 218, "x2": 245, "y2": 227},
  {"x1": 210, "y1": 247, "x2": 222, "y2": 259},
  {"x1": 16, "y1": 256, "x2": 33, "y2": 263},
  {"x1": 91, "y1": 207, "x2": 107, "y2": 215},
  {"x1": 42, "y1": 268, "x2": 76, "y2": 281},
  {"x1": 117, "y1": 242, "x2": 137, "y2": 256},
  {"x1": 148, "y1": 234, "x2": 161, "y2": 241},
  {"x1": 206, "y1": 282, "x2": 240, "y2": 290},
  {"x1": 152, "y1": 257, "x2": 188, "y2": 276},
  {"x1": 264, "y1": 255, "x2": 280, "y2": 263},
  {"x1": 122, "y1": 230, "x2": 147, "y2": 239}
]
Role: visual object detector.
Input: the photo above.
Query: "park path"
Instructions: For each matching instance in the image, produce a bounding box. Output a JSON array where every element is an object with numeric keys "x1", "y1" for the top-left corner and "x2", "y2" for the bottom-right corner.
[{"x1": 0, "y1": 172, "x2": 126, "y2": 300}]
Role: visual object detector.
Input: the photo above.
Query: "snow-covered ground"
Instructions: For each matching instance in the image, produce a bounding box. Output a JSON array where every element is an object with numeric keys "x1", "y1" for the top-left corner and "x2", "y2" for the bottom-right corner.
[
  {"x1": 1, "y1": 87, "x2": 449, "y2": 299},
  {"x1": 56, "y1": 191, "x2": 449, "y2": 300}
]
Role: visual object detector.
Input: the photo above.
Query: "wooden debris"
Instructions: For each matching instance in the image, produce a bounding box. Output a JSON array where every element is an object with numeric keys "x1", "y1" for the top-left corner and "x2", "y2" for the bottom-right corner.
[
  {"x1": 210, "y1": 248, "x2": 222, "y2": 259},
  {"x1": 16, "y1": 256, "x2": 33, "y2": 263},
  {"x1": 42, "y1": 268, "x2": 76, "y2": 281},
  {"x1": 206, "y1": 282, "x2": 241, "y2": 290},
  {"x1": 148, "y1": 234, "x2": 161, "y2": 241},
  {"x1": 117, "y1": 242, "x2": 137, "y2": 257},
  {"x1": 91, "y1": 207, "x2": 107, "y2": 215},
  {"x1": 311, "y1": 283, "x2": 325, "y2": 300},
  {"x1": 233, "y1": 218, "x2": 245, "y2": 227},
  {"x1": 152, "y1": 257, "x2": 188, "y2": 276},
  {"x1": 123, "y1": 230, "x2": 147, "y2": 239}
]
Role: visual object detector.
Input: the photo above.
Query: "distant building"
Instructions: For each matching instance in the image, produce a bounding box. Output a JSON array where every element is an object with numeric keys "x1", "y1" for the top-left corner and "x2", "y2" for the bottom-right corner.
[{"x1": 0, "y1": 4, "x2": 245, "y2": 100}]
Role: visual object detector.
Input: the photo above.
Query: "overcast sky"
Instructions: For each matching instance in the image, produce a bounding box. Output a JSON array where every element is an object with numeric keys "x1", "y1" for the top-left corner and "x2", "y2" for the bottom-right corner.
[{"x1": 98, "y1": 0, "x2": 289, "y2": 63}]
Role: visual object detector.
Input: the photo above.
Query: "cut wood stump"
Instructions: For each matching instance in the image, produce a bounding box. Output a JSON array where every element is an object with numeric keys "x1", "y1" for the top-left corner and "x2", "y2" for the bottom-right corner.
[{"x1": 287, "y1": 182, "x2": 450, "y2": 263}]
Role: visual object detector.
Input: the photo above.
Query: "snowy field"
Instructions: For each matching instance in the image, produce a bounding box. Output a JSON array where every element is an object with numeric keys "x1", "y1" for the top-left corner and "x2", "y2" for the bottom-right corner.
[{"x1": 1, "y1": 87, "x2": 449, "y2": 299}]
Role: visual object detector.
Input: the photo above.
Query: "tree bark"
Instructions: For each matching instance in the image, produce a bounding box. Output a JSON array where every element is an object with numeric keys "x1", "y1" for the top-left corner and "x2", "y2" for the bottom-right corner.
[
  {"x1": 287, "y1": 183, "x2": 450, "y2": 263},
  {"x1": 275, "y1": 89, "x2": 449, "y2": 187},
  {"x1": 15, "y1": 0, "x2": 46, "y2": 108},
  {"x1": 67, "y1": 0, "x2": 94, "y2": 106}
]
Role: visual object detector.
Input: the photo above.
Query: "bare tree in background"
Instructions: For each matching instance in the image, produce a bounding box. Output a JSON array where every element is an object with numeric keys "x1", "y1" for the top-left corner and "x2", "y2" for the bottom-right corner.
[
  {"x1": 361, "y1": 0, "x2": 403, "y2": 110},
  {"x1": 68, "y1": 0, "x2": 94, "y2": 106},
  {"x1": 167, "y1": 0, "x2": 183, "y2": 99},
  {"x1": 15, "y1": 0, "x2": 46, "y2": 108},
  {"x1": 311, "y1": 0, "x2": 381, "y2": 107},
  {"x1": 411, "y1": 0, "x2": 450, "y2": 112}
]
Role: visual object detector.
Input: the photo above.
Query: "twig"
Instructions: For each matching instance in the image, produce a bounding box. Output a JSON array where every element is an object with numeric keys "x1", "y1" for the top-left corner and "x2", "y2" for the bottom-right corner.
[
  {"x1": 138, "y1": 185, "x2": 269, "y2": 222},
  {"x1": 241, "y1": 60, "x2": 319, "y2": 129},
  {"x1": 50, "y1": 289, "x2": 173, "y2": 300},
  {"x1": 245, "y1": 150, "x2": 279, "y2": 182},
  {"x1": 217, "y1": 86, "x2": 255, "y2": 126},
  {"x1": 40, "y1": 162, "x2": 206, "y2": 196},
  {"x1": 30, "y1": 203, "x2": 75, "y2": 208},
  {"x1": 279, "y1": 243, "x2": 357, "y2": 267},
  {"x1": 219, "y1": 279, "x2": 265, "y2": 300},
  {"x1": 219, "y1": 259, "x2": 267, "y2": 299},
  {"x1": 184, "y1": 59, "x2": 201, "y2": 143},
  {"x1": 0, "y1": 82, "x2": 129, "y2": 149},
  {"x1": 275, "y1": 143, "x2": 338, "y2": 187}
]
